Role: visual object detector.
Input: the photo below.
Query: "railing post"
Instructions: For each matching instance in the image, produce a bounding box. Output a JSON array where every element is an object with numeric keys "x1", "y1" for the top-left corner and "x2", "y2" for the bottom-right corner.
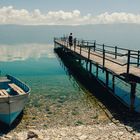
[
  {"x1": 87, "y1": 42, "x2": 91, "y2": 60},
  {"x1": 115, "y1": 46, "x2": 117, "y2": 59},
  {"x1": 80, "y1": 40, "x2": 83, "y2": 55},
  {"x1": 94, "y1": 41, "x2": 96, "y2": 51},
  {"x1": 103, "y1": 44, "x2": 105, "y2": 68},
  {"x1": 127, "y1": 50, "x2": 131, "y2": 74},
  {"x1": 137, "y1": 50, "x2": 140, "y2": 67},
  {"x1": 80, "y1": 44, "x2": 82, "y2": 55}
]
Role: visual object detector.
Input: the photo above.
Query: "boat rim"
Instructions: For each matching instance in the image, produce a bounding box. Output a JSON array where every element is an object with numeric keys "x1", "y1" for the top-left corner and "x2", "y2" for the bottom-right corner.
[{"x1": 6, "y1": 74, "x2": 31, "y2": 95}]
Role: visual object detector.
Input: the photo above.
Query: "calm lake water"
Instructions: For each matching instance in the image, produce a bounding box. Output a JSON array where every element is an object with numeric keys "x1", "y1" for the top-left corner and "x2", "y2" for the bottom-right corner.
[{"x1": 0, "y1": 24, "x2": 140, "y2": 129}]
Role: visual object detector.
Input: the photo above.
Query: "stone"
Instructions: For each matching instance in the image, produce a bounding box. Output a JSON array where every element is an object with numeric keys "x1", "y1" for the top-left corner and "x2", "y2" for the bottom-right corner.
[
  {"x1": 79, "y1": 135, "x2": 88, "y2": 140},
  {"x1": 118, "y1": 131, "x2": 124, "y2": 136},
  {"x1": 38, "y1": 134, "x2": 44, "y2": 140},
  {"x1": 76, "y1": 132, "x2": 82, "y2": 136},
  {"x1": 27, "y1": 131, "x2": 38, "y2": 139},
  {"x1": 60, "y1": 131, "x2": 67, "y2": 137},
  {"x1": 4, "y1": 135, "x2": 12, "y2": 139}
]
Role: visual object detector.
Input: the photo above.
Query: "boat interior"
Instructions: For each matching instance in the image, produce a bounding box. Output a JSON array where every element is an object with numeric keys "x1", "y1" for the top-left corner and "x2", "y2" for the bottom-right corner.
[{"x1": 0, "y1": 76, "x2": 26, "y2": 97}]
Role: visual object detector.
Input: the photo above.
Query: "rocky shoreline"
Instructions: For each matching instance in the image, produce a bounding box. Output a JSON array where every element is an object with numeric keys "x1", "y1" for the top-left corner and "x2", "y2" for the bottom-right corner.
[
  {"x1": 1, "y1": 95, "x2": 140, "y2": 139},
  {"x1": 0, "y1": 83, "x2": 140, "y2": 139},
  {"x1": 1, "y1": 123, "x2": 140, "y2": 140}
]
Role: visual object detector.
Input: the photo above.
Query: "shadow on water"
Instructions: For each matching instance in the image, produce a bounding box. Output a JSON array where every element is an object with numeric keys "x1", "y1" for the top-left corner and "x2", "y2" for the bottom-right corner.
[
  {"x1": 54, "y1": 47, "x2": 140, "y2": 132},
  {"x1": 0, "y1": 111, "x2": 24, "y2": 135}
]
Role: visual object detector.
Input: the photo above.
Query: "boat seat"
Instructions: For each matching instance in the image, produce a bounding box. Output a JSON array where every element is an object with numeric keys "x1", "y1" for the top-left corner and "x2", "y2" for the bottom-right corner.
[
  {"x1": 9, "y1": 83, "x2": 26, "y2": 95},
  {"x1": 0, "y1": 89, "x2": 9, "y2": 97}
]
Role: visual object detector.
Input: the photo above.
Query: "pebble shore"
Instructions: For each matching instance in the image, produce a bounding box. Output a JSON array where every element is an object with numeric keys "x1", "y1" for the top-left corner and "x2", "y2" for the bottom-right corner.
[{"x1": 1, "y1": 123, "x2": 140, "y2": 140}]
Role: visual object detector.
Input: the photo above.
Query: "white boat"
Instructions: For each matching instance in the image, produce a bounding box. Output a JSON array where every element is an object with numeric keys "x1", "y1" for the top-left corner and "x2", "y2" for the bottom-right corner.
[{"x1": 0, "y1": 75, "x2": 30, "y2": 125}]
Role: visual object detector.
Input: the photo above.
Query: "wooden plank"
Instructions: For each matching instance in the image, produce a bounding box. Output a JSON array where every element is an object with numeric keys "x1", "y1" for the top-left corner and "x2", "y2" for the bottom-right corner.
[
  {"x1": 1, "y1": 90, "x2": 9, "y2": 96},
  {"x1": 0, "y1": 90, "x2": 4, "y2": 96},
  {"x1": 0, "y1": 90, "x2": 9, "y2": 97},
  {"x1": 9, "y1": 83, "x2": 26, "y2": 95},
  {"x1": 9, "y1": 84, "x2": 21, "y2": 93},
  {"x1": 0, "y1": 77, "x2": 11, "y2": 82}
]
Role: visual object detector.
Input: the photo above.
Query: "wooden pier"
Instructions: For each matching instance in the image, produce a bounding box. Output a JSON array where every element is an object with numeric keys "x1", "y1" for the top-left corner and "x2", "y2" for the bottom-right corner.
[{"x1": 54, "y1": 37, "x2": 140, "y2": 112}]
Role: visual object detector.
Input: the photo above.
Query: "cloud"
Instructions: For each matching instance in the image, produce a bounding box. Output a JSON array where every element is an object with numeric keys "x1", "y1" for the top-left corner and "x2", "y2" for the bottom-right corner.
[
  {"x1": 0, "y1": 6, "x2": 140, "y2": 25},
  {"x1": 0, "y1": 44, "x2": 55, "y2": 62}
]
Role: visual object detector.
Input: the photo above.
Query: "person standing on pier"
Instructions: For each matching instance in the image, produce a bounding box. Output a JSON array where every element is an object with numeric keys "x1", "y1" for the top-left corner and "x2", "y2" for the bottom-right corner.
[{"x1": 68, "y1": 33, "x2": 73, "y2": 47}]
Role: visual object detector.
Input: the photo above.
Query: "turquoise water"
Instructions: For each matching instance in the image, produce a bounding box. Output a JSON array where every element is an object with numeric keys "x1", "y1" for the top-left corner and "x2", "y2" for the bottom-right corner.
[{"x1": 0, "y1": 43, "x2": 82, "y2": 100}]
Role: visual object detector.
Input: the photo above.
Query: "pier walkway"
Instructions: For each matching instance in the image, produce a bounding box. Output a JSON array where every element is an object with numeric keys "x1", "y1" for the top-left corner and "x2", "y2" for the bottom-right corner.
[{"x1": 54, "y1": 37, "x2": 140, "y2": 112}]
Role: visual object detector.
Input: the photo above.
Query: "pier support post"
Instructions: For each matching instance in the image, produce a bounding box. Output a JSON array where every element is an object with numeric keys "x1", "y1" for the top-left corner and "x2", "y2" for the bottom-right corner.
[
  {"x1": 89, "y1": 61, "x2": 92, "y2": 73},
  {"x1": 86, "y1": 60, "x2": 88, "y2": 70},
  {"x1": 112, "y1": 75, "x2": 115, "y2": 92},
  {"x1": 130, "y1": 82, "x2": 136, "y2": 112},
  {"x1": 106, "y1": 70, "x2": 109, "y2": 86},
  {"x1": 78, "y1": 59, "x2": 81, "y2": 64}
]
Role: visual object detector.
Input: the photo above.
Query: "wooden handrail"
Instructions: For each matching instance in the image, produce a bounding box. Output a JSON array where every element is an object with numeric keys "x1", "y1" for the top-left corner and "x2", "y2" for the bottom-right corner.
[{"x1": 55, "y1": 37, "x2": 140, "y2": 71}]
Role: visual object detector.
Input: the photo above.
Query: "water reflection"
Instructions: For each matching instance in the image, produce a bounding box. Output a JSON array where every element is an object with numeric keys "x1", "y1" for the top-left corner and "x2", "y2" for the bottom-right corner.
[{"x1": 0, "y1": 44, "x2": 55, "y2": 62}]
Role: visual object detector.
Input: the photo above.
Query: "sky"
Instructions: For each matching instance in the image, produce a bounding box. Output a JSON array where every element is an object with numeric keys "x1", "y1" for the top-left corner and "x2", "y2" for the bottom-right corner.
[{"x1": 0, "y1": 0, "x2": 140, "y2": 25}]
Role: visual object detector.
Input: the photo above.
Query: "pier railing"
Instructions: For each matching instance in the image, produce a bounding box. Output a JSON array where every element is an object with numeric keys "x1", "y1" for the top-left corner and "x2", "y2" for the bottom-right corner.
[
  {"x1": 54, "y1": 37, "x2": 140, "y2": 112},
  {"x1": 56, "y1": 37, "x2": 140, "y2": 74}
]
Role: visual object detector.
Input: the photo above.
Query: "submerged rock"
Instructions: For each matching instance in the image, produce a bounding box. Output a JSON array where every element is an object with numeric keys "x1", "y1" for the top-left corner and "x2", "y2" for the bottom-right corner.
[{"x1": 27, "y1": 131, "x2": 38, "y2": 139}]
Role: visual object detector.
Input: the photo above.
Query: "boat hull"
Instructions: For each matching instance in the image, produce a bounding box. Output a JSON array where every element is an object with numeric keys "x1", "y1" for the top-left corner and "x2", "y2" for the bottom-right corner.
[{"x1": 0, "y1": 93, "x2": 29, "y2": 125}]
